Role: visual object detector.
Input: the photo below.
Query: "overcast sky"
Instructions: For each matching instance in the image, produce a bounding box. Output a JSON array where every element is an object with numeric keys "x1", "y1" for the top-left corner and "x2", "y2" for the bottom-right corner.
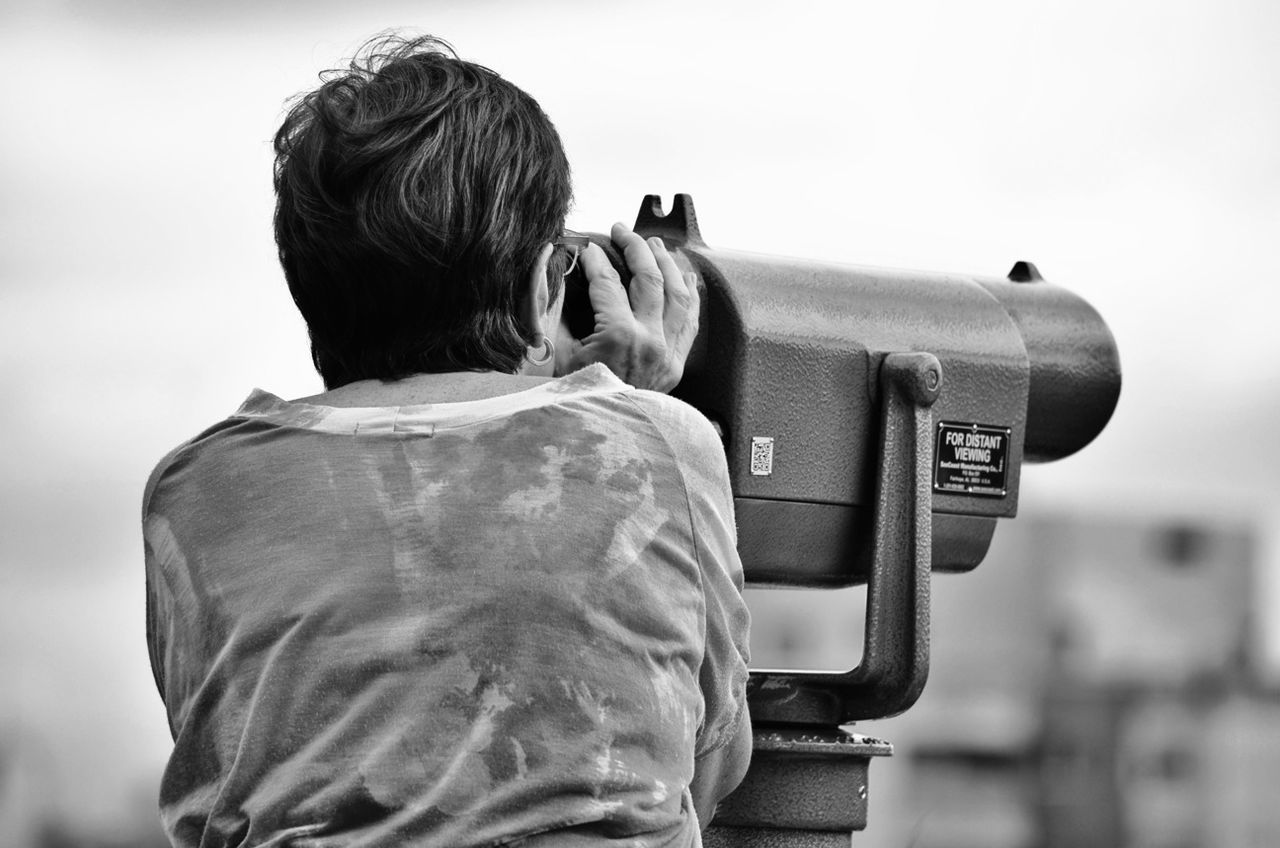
[{"x1": 2, "y1": 0, "x2": 1278, "y2": 835}]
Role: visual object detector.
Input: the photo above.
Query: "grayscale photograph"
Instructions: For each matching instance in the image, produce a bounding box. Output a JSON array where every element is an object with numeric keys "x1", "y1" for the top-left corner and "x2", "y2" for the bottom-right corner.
[{"x1": 2, "y1": 1, "x2": 1276, "y2": 847}]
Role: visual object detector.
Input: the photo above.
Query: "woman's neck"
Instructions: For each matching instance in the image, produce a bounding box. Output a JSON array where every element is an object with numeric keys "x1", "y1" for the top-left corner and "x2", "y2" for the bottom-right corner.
[{"x1": 293, "y1": 370, "x2": 553, "y2": 407}]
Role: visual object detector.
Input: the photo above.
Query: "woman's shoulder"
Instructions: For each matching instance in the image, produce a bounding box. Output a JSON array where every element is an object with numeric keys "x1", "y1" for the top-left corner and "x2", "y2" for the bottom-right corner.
[
  {"x1": 618, "y1": 389, "x2": 722, "y2": 451},
  {"x1": 593, "y1": 389, "x2": 731, "y2": 500},
  {"x1": 546, "y1": 365, "x2": 721, "y2": 456}
]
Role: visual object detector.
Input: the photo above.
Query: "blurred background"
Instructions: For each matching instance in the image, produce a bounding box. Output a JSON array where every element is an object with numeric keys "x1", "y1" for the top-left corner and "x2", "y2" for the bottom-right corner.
[{"x1": 2, "y1": 0, "x2": 1277, "y2": 846}]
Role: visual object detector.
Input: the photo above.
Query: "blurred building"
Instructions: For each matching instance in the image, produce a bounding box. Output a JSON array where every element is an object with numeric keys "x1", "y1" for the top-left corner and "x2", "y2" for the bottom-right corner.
[{"x1": 749, "y1": 508, "x2": 1280, "y2": 848}]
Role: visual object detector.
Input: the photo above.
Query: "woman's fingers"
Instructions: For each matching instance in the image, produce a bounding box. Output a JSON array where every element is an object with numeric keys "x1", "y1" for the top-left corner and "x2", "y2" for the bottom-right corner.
[
  {"x1": 564, "y1": 223, "x2": 699, "y2": 392},
  {"x1": 653, "y1": 242, "x2": 693, "y2": 347},
  {"x1": 578, "y1": 241, "x2": 630, "y2": 322},
  {"x1": 612, "y1": 223, "x2": 665, "y2": 330}
]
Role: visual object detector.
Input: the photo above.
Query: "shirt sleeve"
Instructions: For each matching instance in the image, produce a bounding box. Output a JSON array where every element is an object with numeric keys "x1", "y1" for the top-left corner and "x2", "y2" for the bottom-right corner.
[
  {"x1": 626, "y1": 392, "x2": 751, "y2": 757},
  {"x1": 143, "y1": 450, "x2": 176, "y2": 704},
  {"x1": 141, "y1": 439, "x2": 197, "y2": 717}
]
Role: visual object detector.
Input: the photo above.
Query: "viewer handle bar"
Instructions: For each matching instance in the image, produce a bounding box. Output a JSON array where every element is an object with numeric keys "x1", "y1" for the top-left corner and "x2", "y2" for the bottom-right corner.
[{"x1": 746, "y1": 352, "x2": 940, "y2": 724}]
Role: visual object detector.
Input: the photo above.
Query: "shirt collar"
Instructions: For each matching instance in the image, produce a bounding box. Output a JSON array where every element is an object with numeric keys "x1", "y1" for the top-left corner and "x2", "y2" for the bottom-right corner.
[{"x1": 232, "y1": 364, "x2": 631, "y2": 435}]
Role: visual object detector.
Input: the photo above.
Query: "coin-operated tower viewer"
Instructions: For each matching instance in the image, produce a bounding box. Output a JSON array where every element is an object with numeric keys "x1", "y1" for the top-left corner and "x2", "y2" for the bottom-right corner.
[{"x1": 569, "y1": 194, "x2": 1121, "y2": 846}]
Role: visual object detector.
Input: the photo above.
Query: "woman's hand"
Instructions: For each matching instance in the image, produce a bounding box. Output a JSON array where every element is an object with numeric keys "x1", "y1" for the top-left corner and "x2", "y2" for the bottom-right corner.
[{"x1": 557, "y1": 222, "x2": 700, "y2": 392}]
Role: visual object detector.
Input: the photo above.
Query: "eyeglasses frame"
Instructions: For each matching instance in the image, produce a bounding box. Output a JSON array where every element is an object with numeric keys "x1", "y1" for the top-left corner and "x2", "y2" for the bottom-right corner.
[{"x1": 552, "y1": 232, "x2": 590, "y2": 277}]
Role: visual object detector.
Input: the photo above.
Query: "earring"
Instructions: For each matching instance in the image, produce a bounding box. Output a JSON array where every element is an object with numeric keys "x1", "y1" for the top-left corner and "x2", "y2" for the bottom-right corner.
[{"x1": 525, "y1": 337, "x2": 555, "y2": 367}]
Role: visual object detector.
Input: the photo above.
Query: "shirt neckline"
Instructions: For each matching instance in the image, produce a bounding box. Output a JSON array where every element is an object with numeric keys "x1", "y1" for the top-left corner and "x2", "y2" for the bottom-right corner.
[{"x1": 232, "y1": 364, "x2": 632, "y2": 435}]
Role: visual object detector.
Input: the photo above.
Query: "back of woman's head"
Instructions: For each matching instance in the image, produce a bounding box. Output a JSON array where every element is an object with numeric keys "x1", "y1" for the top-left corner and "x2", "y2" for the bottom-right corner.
[{"x1": 273, "y1": 34, "x2": 572, "y2": 388}]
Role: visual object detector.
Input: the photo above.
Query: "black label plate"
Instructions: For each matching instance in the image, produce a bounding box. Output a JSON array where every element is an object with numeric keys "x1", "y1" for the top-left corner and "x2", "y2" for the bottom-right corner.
[{"x1": 933, "y1": 422, "x2": 1011, "y2": 497}]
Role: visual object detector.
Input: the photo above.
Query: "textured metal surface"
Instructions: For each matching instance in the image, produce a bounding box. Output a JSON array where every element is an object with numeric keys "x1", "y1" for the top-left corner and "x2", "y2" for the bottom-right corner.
[
  {"x1": 622, "y1": 193, "x2": 1120, "y2": 588},
  {"x1": 703, "y1": 828, "x2": 854, "y2": 847},
  {"x1": 634, "y1": 193, "x2": 706, "y2": 247},
  {"x1": 977, "y1": 265, "x2": 1122, "y2": 461},
  {"x1": 677, "y1": 247, "x2": 1029, "y2": 517},
  {"x1": 710, "y1": 726, "x2": 890, "y2": 834},
  {"x1": 746, "y1": 353, "x2": 939, "y2": 724},
  {"x1": 733, "y1": 474, "x2": 998, "y2": 584}
]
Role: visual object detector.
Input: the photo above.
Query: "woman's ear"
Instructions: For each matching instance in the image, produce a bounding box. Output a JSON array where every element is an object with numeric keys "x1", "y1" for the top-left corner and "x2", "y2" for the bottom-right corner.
[{"x1": 520, "y1": 242, "x2": 555, "y2": 344}]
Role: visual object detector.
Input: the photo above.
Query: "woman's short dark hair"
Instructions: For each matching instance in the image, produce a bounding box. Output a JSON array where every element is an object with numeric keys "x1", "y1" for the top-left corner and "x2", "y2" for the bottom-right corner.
[{"x1": 273, "y1": 34, "x2": 572, "y2": 387}]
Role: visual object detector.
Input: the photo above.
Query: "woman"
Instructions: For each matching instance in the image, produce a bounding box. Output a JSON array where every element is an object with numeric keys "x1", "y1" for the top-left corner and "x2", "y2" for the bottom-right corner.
[{"x1": 143, "y1": 33, "x2": 751, "y2": 847}]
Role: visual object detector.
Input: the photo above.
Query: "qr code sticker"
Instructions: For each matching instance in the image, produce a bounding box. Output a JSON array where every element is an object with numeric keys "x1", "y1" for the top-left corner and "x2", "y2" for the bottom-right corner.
[{"x1": 750, "y1": 437, "x2": 774, "y2": 476}]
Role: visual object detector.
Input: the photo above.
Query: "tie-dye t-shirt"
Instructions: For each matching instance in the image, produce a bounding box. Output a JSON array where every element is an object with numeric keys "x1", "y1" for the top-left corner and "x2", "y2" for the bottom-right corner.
[{"x1": 143, "y1": 364, "x2": 750, "y2": 848}]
